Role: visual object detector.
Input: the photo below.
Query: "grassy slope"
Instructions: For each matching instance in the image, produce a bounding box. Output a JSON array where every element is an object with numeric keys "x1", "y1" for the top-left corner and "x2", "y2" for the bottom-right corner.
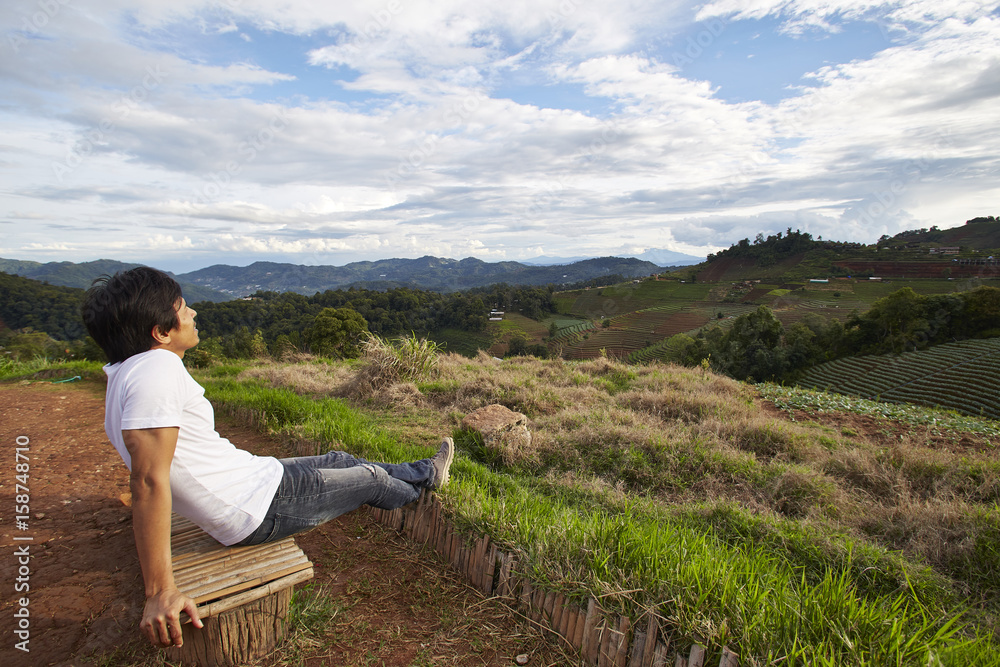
[{"x1": 133, "y1": 352, "x2": 1000, "y2": 667}]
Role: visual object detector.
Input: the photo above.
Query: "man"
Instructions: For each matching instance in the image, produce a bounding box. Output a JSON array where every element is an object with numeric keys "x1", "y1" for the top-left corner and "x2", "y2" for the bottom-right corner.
[{"x1": 81, "y1": 267, "x2": 454, "y2": 649}]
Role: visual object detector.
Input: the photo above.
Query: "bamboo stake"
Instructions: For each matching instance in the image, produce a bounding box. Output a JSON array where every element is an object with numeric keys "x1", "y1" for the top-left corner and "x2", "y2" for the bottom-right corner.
[
  {"x1": 519, "y1": 579, "x2": 533, "y2": 616},
  {"x1": 688, "y1": 644, "x2": 706, "y2": 667},
  {"x1": 651, "y1": 641, "x2": 669, "y2": 667},
  {"x1": 555, "y1": 594, "x2": 570, "y2": 643},
  {"x1": 571, "y1": 607, "x2": 586, "y2": 651},
  {"x1": 630, "y1": 629, "x2": 647, "y2": 666},
  {"x1": 613, "y1": 615, "x2": 630, "y2": 667},
  {"x1": 642, "y1": 613, "x2": 660, "y2": 667},
  {"x1": 598, "y1": 618, "x2": 613, "y2": 667},
  {"x1": 543, "y1": 590, "x2": 556, "y2": 625},
  {"x1": 483, "y1": 542, "x2": 498, "y2": 595},
  {"x1": 532, "y1": 588, "x2": 546, "y2": 623},
  {"x1": 432, "y1": 499, "x2": 443, "y2": 548},
  {"x1": 497, "y1": 552, "x2": 514, "y2": 597},
  {"x1": 474, "y1": 535, "x2": 489, "y2": 588},
  {"x1": 582, "y1": 598, "x2": 600, "y2": 665},
  {"x1": 718, "y1": 646, "x2": 738, "y2": 667}
]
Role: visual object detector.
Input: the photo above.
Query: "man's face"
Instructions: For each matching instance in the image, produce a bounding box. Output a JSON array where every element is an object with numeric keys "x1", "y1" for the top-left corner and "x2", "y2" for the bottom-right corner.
[{"x1": 156, "y1": 297, "x2": 200, "y2": 357}]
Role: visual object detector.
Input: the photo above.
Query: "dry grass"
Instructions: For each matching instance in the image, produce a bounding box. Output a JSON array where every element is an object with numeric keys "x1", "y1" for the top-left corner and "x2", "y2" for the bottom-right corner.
[
  {"x1": 230, "y1": 351, "x2": 1000, "y2": 610},
  {"x1": 237, "y1": 358, "x2": 353, "y2": 395}
]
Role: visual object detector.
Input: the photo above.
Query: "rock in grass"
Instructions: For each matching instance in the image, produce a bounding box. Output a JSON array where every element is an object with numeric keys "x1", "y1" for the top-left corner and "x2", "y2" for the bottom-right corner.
[{"x1": 461, "y1": 404, "x2": 531, "y2": 467}]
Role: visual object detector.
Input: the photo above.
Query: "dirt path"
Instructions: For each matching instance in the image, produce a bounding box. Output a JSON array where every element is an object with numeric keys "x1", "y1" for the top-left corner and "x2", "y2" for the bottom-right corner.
[{"x1": 0, "y1": 381, "x2": 566, "y2": 666}]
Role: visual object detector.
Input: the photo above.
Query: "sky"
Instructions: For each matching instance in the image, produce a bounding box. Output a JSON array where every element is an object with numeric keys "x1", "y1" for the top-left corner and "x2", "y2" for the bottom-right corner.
[{"x1": 2, "y1": 0, "x2": 999, "y2": 273}]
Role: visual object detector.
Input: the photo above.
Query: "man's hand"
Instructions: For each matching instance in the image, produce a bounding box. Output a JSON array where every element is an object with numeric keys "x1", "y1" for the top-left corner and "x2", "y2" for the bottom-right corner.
[{"x1": 140, "y1": 588, "x2": 204, "y2": 648}]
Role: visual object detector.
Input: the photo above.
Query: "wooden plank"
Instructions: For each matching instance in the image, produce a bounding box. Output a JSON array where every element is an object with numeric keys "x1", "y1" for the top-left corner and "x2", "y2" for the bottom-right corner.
[
  {"x1": 688, "y1": 644, "x2": 706, "y2": 667},
  {"x1": 180, "y1": 568, "x2": 314, "y2": 623},
  {"x1": 172, "y1": 540, "x2": 303, "y2": 577},
  {"x1": 179, "y1": 558, "x2": 312, "y2": 604},
  {"x1": 174, "y1": 551, "x2": 310, "y2": 593},
  {"x1": 173, "y1": 544, "x2": 307, "y2": 585}
]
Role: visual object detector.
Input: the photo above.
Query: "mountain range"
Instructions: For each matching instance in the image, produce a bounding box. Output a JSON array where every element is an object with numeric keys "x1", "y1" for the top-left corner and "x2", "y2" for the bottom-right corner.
[{"x1": 0, "y1": 255, "x2": 672, "y2": 301}]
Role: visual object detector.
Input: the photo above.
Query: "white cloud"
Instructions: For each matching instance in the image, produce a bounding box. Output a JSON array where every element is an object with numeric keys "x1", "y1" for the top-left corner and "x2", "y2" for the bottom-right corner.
[{"x1": 0, "y1": 0, "x2": 997, "y2": 271}]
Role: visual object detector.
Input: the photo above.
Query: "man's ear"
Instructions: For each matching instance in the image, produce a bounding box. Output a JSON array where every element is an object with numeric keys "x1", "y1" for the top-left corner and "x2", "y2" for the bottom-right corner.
[{"x1": 151, "y1": 325, "x2": 171, "y2": 347}]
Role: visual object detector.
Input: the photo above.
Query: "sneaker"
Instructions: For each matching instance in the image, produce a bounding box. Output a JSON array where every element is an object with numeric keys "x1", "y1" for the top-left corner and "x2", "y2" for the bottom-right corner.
[{"x1": 430, "y1": 437, "x2": 455, "y2": 489}]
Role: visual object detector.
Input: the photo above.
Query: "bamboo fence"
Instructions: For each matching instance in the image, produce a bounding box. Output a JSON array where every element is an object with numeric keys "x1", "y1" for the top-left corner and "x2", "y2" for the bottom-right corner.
[{"x1": 368, "y1": 492, "x2": 742, "y2": 667}]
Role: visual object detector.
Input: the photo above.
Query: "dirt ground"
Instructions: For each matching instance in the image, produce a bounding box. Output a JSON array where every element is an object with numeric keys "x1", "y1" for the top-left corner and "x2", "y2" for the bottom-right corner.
[{"x1": 0, "y1": 380, "x2": 568, "y2": 667}]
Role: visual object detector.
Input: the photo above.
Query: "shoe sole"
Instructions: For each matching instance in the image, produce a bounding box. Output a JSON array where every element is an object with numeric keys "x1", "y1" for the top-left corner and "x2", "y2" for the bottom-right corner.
[{"x1": 435, "y1": 437, "x2": 455, "y2": 489}]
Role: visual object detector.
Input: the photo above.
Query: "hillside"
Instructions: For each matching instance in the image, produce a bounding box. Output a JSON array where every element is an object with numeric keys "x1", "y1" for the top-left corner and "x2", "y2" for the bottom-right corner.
[
  {"x1": 0, "y1": 258, "x2": 231, "y2": 303},
  {"x1": 681, "y1": 219, "x2": 1000, "y2": 284},
  {"x1": 176, "y1": 256, "x2": 663, "y2": 296},
  {"x1": 0, "y1": 272, "x2": 88, "y2": 340}
]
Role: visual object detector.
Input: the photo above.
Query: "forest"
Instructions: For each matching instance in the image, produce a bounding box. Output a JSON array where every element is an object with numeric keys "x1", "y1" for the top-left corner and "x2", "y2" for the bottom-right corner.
[{"x1": 0, "y1": 272, "x2": 558, "y2": 363}]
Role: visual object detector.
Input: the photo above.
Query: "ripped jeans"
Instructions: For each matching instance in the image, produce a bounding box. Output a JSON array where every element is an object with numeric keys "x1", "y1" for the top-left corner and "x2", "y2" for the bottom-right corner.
[{"x1": 236, "y1": 450, "x2": 435, "y2": 545}]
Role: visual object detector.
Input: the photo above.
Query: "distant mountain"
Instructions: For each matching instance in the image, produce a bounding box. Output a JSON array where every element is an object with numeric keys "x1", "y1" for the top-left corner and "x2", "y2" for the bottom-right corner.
[
  {"x1": 520, "y1": 255, "x2": 593, "y2": 266},
  {"x1": 631, "y1": 249, "x2": 705, "y2": 266},
  {"x1": 523, "y1": 249, "x2": 704, "y2": 266},
  {"x1": 176, "y1": 256, "x2": 665, "y2": 297},
  {"x1": 0, "y1": 258, "x2": 232, "y2": 303}
]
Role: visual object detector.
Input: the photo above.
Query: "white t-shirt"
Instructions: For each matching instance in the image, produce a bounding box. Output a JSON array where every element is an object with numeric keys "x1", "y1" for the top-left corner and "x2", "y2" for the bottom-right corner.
[{"x1": 104, "y1": 349, "x2": 283, "y2": 545}]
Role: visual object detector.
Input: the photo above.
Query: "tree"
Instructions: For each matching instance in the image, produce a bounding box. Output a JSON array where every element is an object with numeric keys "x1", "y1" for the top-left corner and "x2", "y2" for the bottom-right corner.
[
  {"x1": 715, "y1": 306, "x2": 787, "y2": 382},
  {"x1": 307, "y1": 307, "x2": 368, "y2": 358},
  {"x1": 249, "y1": 329, "x2": 269, "y2": 359}
]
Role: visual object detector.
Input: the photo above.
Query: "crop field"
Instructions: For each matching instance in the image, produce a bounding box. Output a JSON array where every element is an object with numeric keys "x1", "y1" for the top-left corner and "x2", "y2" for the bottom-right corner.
[
  {"x1": 796, "y1": 337, "x2": 1000, "y2": 420},
  {"x1": 560, "y1": 307, "x2": 717, "y2": 360},
  {"x1": 560, "y1": 326, "x2": 639, "y2": 359},
  {"x1": 851, "y1": 278, "x2": 975, "y2": 299},
  {"x1": 556, "y1": 281, "x2": 715, "y2": 318}
]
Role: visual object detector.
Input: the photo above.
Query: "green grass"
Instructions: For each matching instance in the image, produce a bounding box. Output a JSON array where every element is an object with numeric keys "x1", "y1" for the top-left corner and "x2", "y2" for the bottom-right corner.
[
  {"x1": 0, "y1": 357, "x2": 104, "y2": 381},
  {"x1": 180, "y1": 353, "x2": 1000, "y2": 666}
]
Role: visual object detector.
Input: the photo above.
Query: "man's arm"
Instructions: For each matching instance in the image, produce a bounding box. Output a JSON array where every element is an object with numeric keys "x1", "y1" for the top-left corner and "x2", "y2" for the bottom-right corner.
[{"x1": 123, "y1": 427, "x2": 203, "y2": 648}]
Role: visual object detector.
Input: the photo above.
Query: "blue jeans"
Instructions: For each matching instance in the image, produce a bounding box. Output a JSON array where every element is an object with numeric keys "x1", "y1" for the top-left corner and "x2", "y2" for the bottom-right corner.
[{"x1": 236, "y1": 450, "x2": 434, "y2": 545}]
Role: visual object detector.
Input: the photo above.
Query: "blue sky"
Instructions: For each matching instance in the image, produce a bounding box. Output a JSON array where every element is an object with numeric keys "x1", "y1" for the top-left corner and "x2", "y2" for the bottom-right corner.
[{"x1": 2, "y1": 0, "x2": 998, "y2": 272}]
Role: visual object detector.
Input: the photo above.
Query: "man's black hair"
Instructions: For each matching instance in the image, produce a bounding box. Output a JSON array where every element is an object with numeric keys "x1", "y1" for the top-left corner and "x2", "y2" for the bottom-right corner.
[{"x1": 81, "y1": 266, "x2": 183, "y2": 364}]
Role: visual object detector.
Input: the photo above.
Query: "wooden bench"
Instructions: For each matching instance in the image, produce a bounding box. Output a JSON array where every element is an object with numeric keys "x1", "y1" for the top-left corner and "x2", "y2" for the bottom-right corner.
[{"x1": 164, "y1": 514, "x2": 314, "y2": 667}]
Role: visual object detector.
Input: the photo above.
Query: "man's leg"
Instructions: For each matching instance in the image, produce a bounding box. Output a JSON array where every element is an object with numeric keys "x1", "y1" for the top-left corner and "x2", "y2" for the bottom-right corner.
[
  {"x1": 278, "y1": 449, "x2": 436, "y2": 487},
  {"x1": 239, "y1": 461, "x2": 421, "y2": 545},
  {"x1": 239, "y1": 439, "x2": 454, "y2": 545}
]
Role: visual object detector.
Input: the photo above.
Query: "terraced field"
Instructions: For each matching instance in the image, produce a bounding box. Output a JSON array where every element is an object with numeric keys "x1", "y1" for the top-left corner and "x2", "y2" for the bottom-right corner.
[
  {"x1": 560, "y1": 305, "x2": 719, "y2": 360},
  {"x1": 796, "y1": 337, "x2": 1000, "y2": 420}
]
